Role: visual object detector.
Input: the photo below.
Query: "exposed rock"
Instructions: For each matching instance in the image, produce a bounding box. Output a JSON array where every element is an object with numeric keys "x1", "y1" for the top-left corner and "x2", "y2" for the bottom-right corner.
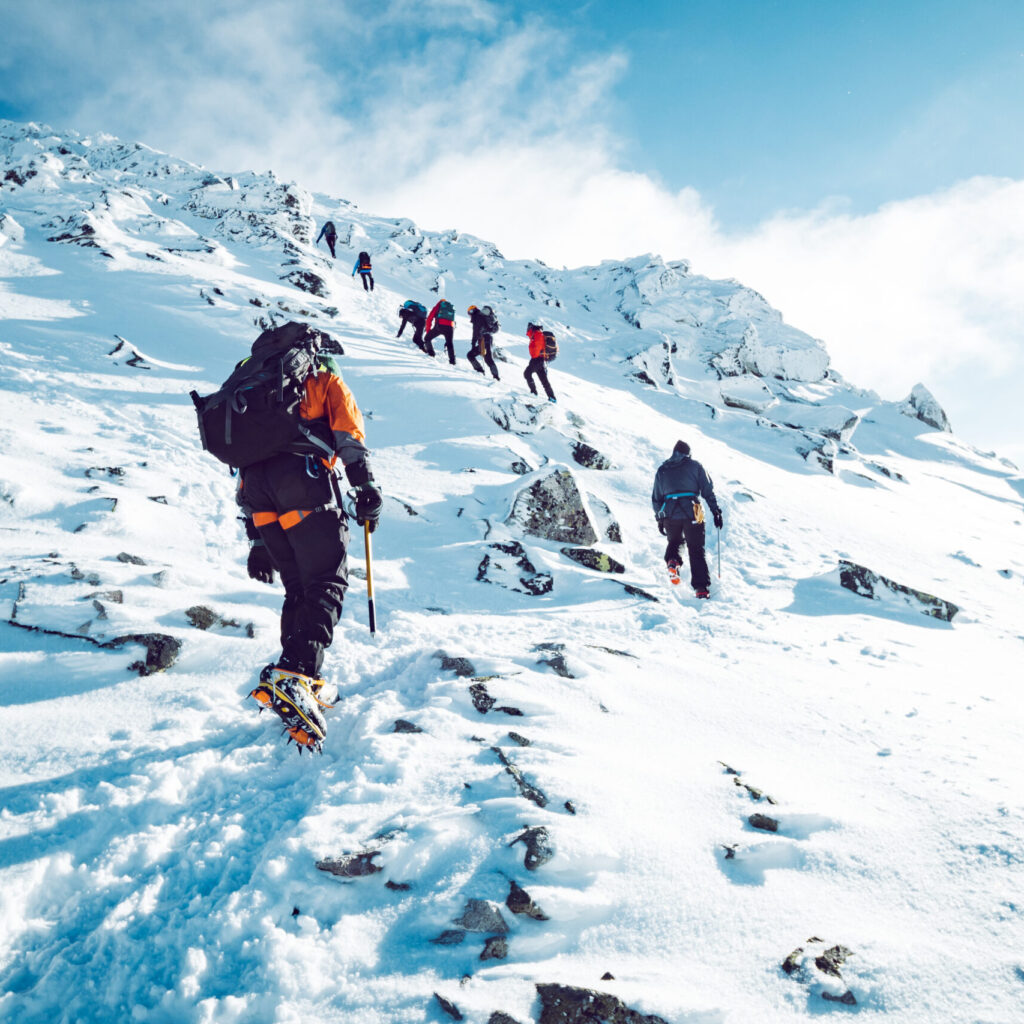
[
  {"x1": 508, "y1": 731, "x2": 531, "y2": 746},
  {"x1": 838, "y1": 559, "x2": 959, "y2": 622},
  {"x1": 280, "y1": 269, "x2": 328, "y2": 297},
  {"x1": 436, "y1": 651, "x2": 477, "y2": 676},
  {"x1": 498, "y1": 705, "x2": 524, "y2": 716},
  {"x1": 481, "y1": 936, "x2": 508, "y2": 961},
  {"x1": 899, "y1": 382, "x2": 951, "y2": 432},
  {"x1": 454, "y1": 899, "x2": 510, "y2": 934},
  {"x1": 536, "y1": 651, "x2": 574, "y2": 678},
  {"x1": 782, "y1": 938, "x2": 857, "y2": 1007},
  {"x1": 570, "y1": 441, "x2": 613, "y2": 470},
  {"x1": 749, "y1": 813, "x2": 779, "y2": 833},
  {"x1": 560, "y1": 547, "x2": 625, "y2": 574},
  {"x1": 601, "y1": 972, "x2": 615, "y2": 981},
  {"x1": 535, "y1": 983, "x2": 669, "y2": 1024},
  {"x1": 564, "y1": 801, "x2": 577, "y2": 815},
  {"x1": 431, "y1": 929, "x2": 466, "y2": 946},
  {"x1": 510, "y1": 460, "x2": 532, "y2": 475},
  {"x1": 508, "y1": 469, "x2": 598, "y2": 545},
  {"x1": 720, "y1": 376, "x2": 776, "y2": 413},
  {"x1": 488, "y1": 1014, "x2": 523, "y2": 1024},
  {"x1": 510, "y1": 826, "x2": 554, "y2": 870},
  {"x1": 618, "y1": 582, "x2": 659, "y2": 602},
  {"x1": 315, "y1": 851, "x2": 382, "y2": 877},
  {"x1": 112, "y1": 633, "x2": 182, "y2": 675},
  {"x1": 185, "y1": 605, "x2": 218, "y2": 630},
  {"x1": 586, "y1": 645, "x2": 636, "y2": 658},
  {"x1": 477, "y1": 540, "x2": 553, "y2": 596},
  {"x1": 385, "y1": 880, "x2": 412, "y2": 892},
  {"x1": 492, "y1": 747, "x2": 548, "y2": 807},
  {"x1": 393, "y1": 719, "x2": 423, "y2": 734},
  {"x1": 507, "y1": 879, "x2": 549, "y2": 920},
  {"x1": 116, "y1": 552, "x2": 147, "y2": 565},
  {"x1": 469, "y1": 682, "x2": 496, "y2": 713},
  {"x1": 85, "y1": 589, "x2": 123, "y2": 604},
  {"x1": 434, "y1": 993, "x2": 463, "y2": 1021}
]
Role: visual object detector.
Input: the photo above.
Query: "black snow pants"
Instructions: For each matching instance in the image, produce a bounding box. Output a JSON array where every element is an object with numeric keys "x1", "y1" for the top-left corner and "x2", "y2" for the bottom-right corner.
[
  {"x1": 242, "y1": 452, "x2": 349, "y2": 678},
  {"x1": 359, "y1": 272, "x2": 374, "y2": 291},
  {"x1": 663, "y1": 515, "x2": 710, "y2": 592},
  {"x1": 524, "y1": 357, "x2": 555, "y2": 400},
  {"x1": 425, "y1": 324, "x2": 455, "y2": 364},
  {"x1": 325, "y1": 236, "x2": 336, "y2": 258},
  {"x1": 468, "y1": 333, "x2": 500, "y2": 379}
]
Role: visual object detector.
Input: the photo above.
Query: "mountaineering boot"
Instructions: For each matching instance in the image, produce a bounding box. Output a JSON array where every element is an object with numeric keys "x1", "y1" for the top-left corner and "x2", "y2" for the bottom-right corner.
[
  {"x1": 667, "y1": 562, "x2": 681, "y2": 586},
  {"x1": 695, "y1": 589, "x2": 710, "y2": 599},
  {"x1": 250, "y1": 665, "x2": 328, "y2": 752}
]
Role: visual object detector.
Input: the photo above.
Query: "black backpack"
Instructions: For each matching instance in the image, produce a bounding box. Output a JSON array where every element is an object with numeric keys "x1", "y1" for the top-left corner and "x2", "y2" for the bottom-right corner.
[
  {"x1": 190, "y1": 322, "x2": 332, "y2": 470},
  {"x1": 543, "y1": 330, "x2": 558, "y2": 361},
  {"x1": 481, "y1": 305, "x2": 499, "y2": 332}
]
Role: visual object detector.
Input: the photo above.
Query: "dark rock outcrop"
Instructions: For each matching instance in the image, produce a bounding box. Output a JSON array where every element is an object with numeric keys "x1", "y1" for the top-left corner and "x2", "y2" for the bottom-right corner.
[
  {"x1": 510, "y1": 826, "x2": 554, "y2": 870},
  {"x1": 436, "y1": 651, "x2": 477, "y2": 676},
  {"x1": 570, "y1": 441, "x2": 613, "y2": 470},
  {"x1": 477, "y1": 541, "x2": 553, "y2": 596},
  {"x1": 782, "y1": 938, "x2": 857, "y2": 1006},
  {"x1": 838, "y1": 559, "x2": 959, "y2": 621},
  {"x1": 492, "y1": 747, "x2": 548, "y2": 807},
  {"x1": 315, "y1": 851, "x2": 382, "y2": 877},
  {"x1": 280, "y1": 268, "x2": 328, "y2": 297},
  {"x1": 434, "y1": 993, "x2": 463, "y2": 1021},
  {"x1": 393, "y1": 719, "x2": 423, "y2": 734},
  {"x1": 535, "y1": 983, "x2": 669, "y2": 1024},
  {"x1": 508, "y1": 470, "x2": 598, "y2": 545},
  {"x1": 481, "y1": 936, "x2": 508, "y2": 961},
  {"x1": 749, "y1": 813, "x2": 779, "y2": 833},
  {"x1": 560, "y1": 547, "x2": 626, "y2": 573},
  {"x1": 470, "y1": 682, "x2": 496, "y2": 713},
  {"x1": 507, "y1": 879, "x2": 548, "y2": 920},
  {"x1": 454, "y1": 899, "x2": 509, "y2": 934}
]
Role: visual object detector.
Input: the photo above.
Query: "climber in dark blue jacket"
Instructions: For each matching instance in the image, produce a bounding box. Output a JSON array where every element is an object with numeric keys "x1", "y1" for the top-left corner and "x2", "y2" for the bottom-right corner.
[{"x1": 652, "y1": 440, "x2": 723, "y2": 597}]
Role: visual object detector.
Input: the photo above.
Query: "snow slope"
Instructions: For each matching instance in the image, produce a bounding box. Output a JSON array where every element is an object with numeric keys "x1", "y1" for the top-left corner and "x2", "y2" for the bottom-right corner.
[{"x1": 1, "y1": 121, "x2": 1023, "y2": 1024}]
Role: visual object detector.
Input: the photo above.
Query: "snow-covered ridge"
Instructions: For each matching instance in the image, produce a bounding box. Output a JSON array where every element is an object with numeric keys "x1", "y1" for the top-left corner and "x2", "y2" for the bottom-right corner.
[{"x1": 2, "y1": 120, "x2": 1023, "y2": 1024}]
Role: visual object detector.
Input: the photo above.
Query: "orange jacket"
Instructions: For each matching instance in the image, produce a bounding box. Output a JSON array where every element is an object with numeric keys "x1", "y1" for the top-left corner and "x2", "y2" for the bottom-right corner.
[
  {"x1": 527, "y1": 325, "x2": 547, "y2": 359},
  {"x1": 299, "y1": 370, "x2": 367, "y2": 466}
]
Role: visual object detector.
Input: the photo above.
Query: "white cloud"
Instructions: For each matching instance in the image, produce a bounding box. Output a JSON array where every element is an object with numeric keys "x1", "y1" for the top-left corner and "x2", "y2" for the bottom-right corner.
[{"x1": 3, "y1": 0, "x2": 1023, "y2": 459}]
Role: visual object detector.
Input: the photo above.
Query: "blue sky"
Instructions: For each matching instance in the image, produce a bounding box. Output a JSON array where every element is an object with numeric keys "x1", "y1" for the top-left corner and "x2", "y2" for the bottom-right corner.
[{"x1": 1, "y1": 0, "x2": 1023, "y2": 461}]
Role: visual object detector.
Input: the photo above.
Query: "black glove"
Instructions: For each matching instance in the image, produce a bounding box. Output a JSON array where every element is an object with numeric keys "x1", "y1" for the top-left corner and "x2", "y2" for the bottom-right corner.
[
  {"x1": 354, "y1": 484, "x2": 383, "y2": 533},
  {"x1": 247, "y1": 542, "x2": 276, "y2": 584},
  {"x1": 713, "y1": 509, "x2": 724, "y2": 530},
  {"x1": 657, "y1": 519, "x2": 667, "y2": 536}
]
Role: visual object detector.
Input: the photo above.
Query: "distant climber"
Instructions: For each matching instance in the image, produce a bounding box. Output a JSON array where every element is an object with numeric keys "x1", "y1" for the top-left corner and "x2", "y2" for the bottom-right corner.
[
  {"x1": 315, "y1": 220, "x2": 337, "y2": 258},
  {"x1": 353, "y1": 250, "x2": 374, "y2": 291},
  {"x1": 193, "y1": 322, "x2": 382, "y2": 751},
  {"x1": 524, "y1": 322, "x2": 556, "y2": 402},
  {"x1": 397, "y1": 300, "x2": 428, "y2": 352},
  {"x1": 424, "y1": 298, "x2": 457, "y2": 364},
  {"x1": 467, "y1": 304, "x2": 500, "y2": 380},
  {"x1": 651, "y1": 440, "x2": 723, "y2": 598}
]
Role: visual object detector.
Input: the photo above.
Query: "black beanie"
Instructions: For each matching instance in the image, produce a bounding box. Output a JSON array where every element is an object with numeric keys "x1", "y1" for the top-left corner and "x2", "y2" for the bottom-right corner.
[{"x1": 673, "y1": 440, "x2": 691, "y2": 456}]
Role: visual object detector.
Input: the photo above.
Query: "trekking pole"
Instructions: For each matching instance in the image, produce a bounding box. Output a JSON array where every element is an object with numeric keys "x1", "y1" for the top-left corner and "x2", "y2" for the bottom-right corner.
[
  {"x1": 364, "y1": 521, "x2": 377, "y2": 636},
  {"x1": 717, "y1": 527, "x2": 722, "y2": 579}
]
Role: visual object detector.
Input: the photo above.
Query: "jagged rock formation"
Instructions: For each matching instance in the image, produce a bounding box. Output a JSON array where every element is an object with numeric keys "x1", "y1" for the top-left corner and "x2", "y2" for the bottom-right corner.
[
  {"x1": 508, "y1": 470, "x2": 598, "y2": 545},
  {"x1": 900, "y1": 382, "x2": 952, "y2": 432},
  {"x1": 535, "y1": 983, "x2": 670, "y2": 1024},
  {"x1": 839, "y1": 559, "x2": 960, "y2": 621}
]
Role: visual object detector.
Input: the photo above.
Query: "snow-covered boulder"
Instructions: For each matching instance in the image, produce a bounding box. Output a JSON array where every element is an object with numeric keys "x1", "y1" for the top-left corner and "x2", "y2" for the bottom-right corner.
[
  {"x1": 838, "y1": 560, "x2": 959, "y2": 621},
  {"x1": 899, "y1": 383, "x2": 952, "y2": 432}
]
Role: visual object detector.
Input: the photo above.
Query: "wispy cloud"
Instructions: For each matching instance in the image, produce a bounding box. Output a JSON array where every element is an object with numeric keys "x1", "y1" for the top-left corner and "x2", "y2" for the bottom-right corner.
[{"x1": 2, "y1": 0, "x2": 1023, "y2": 458}]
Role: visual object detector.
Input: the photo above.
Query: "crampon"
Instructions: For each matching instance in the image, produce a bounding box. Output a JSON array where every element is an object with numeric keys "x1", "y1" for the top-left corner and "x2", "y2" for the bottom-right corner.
[{"x1": 250, "y1": 665, "x2": 330, "y2": 754}]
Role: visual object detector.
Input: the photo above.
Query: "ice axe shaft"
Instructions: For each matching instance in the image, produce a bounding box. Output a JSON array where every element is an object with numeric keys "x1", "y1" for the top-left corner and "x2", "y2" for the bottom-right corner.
[{"x1": 364, "y1": 521, "x2": 377, "y2": 635}]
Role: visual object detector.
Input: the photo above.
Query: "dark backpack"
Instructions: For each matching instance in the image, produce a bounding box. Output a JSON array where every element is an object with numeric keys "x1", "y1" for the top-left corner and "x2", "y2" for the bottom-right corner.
[
  {"x1": 481, "y1": 305, "x2": 499, "y2": 332},
  {"x1": 402, "y1": 299, "x2": 427, "y2": 318},
  {"x1": 358, "y1": 250, "x2": 371, "y2": 270},
  {"x1": 437, "y1": 299, "x2": 455, "y2": 321},
  {"x1": 543, "y1": 330, "x2": 558, "y2": 361},
  {"x1": 190, "y1": 322, "x2": 332, "y2": 470}
]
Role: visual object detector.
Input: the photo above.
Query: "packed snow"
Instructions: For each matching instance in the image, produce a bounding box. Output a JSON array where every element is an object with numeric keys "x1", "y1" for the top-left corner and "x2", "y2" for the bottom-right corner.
[{"x1": 1, "y1": 121, "x2": 1023, "y2": 1024}]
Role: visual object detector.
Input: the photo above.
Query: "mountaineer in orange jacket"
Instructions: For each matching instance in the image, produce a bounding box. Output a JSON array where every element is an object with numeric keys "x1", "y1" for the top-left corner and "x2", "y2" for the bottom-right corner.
[
  {"x1": 524, "y1": 322, "x2": 556, "y2": 402},
  {"x1": 235, "y1": 326, "x2": 382, "y2": 750}
]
